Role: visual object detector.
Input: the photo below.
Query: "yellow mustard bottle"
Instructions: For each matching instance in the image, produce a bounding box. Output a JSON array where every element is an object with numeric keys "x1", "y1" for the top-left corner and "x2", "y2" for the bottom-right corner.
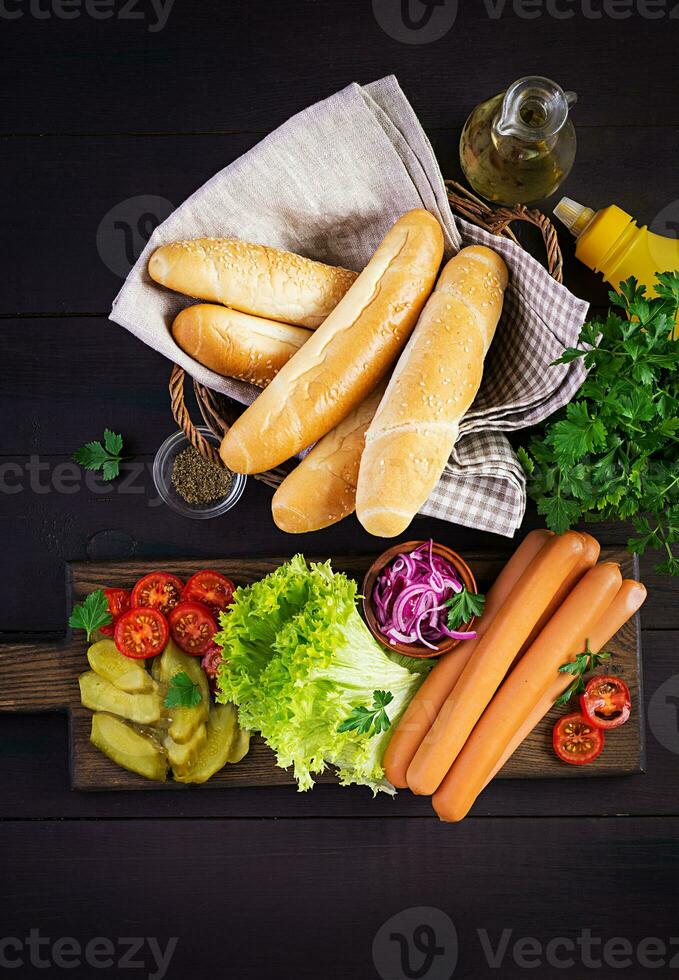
[{"x1": 554, "y1": 197, "x2": 679, "y2": 336}]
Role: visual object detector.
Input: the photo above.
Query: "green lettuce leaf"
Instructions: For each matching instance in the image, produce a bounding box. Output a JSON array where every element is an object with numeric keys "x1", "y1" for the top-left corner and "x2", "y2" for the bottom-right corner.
[{"x1": 214, "y1": 555, "x2": 429, "y2": 795}]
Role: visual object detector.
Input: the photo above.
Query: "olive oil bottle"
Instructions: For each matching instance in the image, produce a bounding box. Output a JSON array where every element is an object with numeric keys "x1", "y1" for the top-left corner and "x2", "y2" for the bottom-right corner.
[{"x1": 460, "y1": 76, "x2": 577, "y2": 206}]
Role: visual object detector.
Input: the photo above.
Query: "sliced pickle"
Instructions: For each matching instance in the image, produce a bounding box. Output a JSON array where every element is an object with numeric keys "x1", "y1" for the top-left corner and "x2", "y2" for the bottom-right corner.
[
  {"x1": 164, "y1": 722, "x2": 208, "y2": 770},
  {"x1": 173, "y1": 703, "x2": 238, "y2": 784},
  {"x1": 79, "y1": 671, "x2": 162, "y2": 725},
  {"x1": 228, "y1": 726, "x2": 251, "y2": 764},
  {"x1": 91, "y1": 712, "x2": 168, "y2": 782},
  {"x1": 157, "y1": 640, "x2": 209, "y2": 744},
  {"x1": 87, "y1": 639, "x2": 155, "y2": 694}
]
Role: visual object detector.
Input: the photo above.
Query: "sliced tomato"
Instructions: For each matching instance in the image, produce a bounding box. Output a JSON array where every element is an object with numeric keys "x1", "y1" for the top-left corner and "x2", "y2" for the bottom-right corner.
[
  {"x1": 201, "y1": 644, "x2": 222, "y2": 678},
  {"x1": 580, "y1": 675, "x2": 631, "y2": 730},
  {"x1": 131, "y1": 572, "x2": 183, "y2": 616},
  {"x1": 202, "y1": 644, "x2": 222, "y2": 695},
  {"x1": 169, "y1": 601, "x2": 217, "y2": 656},
  {"x1": 114, "y1": 607, "x2": 168, "y2": 660},
  {"x1": 104, "y1": 587, "x2": 131, "y2": 619},
  {"x1": 182, "y1": 571, "x2": 235, "y2": 617},
  {"x1": 98, "y1": 588, "x2": 131, "y2": 636},
  {"x1": 553, "y1": 712, "x2": 605, "y2": 766}
]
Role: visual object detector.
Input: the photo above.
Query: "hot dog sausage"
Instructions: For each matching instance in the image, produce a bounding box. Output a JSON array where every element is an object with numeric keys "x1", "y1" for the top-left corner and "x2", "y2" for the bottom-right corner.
[
  {"x1": 432, "y1": 562, "x2": 624, "y2": 822},
  {"x1": 406, "y1": 531, "x2": 587, "y2": 796}
]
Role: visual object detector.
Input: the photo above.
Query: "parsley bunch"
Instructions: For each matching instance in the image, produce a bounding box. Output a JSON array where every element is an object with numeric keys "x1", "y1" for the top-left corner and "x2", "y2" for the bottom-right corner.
[{"x1": 519, "y1": 273, "x2": 679, "y2": 575}]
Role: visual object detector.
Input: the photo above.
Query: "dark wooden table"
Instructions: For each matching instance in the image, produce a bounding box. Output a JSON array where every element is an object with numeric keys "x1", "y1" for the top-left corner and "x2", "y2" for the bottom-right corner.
[{"x1": 2, "y1": 3, "x2": 678, "y2": 978}]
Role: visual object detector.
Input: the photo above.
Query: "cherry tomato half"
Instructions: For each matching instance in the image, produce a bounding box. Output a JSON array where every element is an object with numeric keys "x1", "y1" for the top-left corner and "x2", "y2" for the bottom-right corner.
[
  {"x1": 553, "y1": 713, "x2": 605, "y2": 766},
  {"x1": 131, "y1": 572, "x2": 183, "y2": 616},
  {"x1": 104, "y1": 587, "x2": 131, "y2": 619},
  {"x1": 99, "y1": 587, "x2": 131, "y2": 636},
  {"x1": 580, "y1": 675, "x2": 631, "y2": 730},
  {"x1": 201, "y1": 644, "x2": 222, "y2": 679},
  {"x1": 202, "y1": 644, "x2": 222, "y2": 695},
  {"x1": 114, "y1": 607, "x2": 168, "y2": 660},
  {"x1": 182, "y1": 571, "x2": 235, "y2": 618},
  {"x1": 169, "y1": 601, "x2": 217, "y2": 656}
]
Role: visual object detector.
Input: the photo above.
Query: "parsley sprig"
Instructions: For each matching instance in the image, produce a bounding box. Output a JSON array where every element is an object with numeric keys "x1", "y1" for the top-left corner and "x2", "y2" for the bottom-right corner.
[
  {"x1": 68, "y1": 589, "x2": 112, "y2": 641},
  {"x1": 554, "y1": 641, "x2": 612, "y2": 707},
  {"x1": 446, "y1": 588, "x2": 485, "y2": 631},
  {"x1": 519, "y1": 273, "x2": 679, "y2": 576},
  {"x1": 338, "y1": 690, "x2": 394, "y2": 737},
  {"x1": 73, "y1": 429, "x2": 125, "y2": 481},
  {"x1": 164, "y1": 672, "x2": 203, "y2": 709}
]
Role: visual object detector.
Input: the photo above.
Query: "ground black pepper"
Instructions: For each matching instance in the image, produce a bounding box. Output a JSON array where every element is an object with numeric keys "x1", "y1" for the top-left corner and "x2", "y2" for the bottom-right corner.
[{"x1": 171, "y1": 445, "x2": 234, "y2": 506}]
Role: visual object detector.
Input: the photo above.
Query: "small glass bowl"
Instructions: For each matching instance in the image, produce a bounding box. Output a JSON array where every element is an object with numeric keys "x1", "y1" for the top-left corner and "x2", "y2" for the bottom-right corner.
[{"x1": 153, "y1": 428, "x2": 247, "y2": 520}]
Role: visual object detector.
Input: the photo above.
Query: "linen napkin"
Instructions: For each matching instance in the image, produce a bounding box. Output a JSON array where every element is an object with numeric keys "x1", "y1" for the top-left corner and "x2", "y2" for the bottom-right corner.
[{"x1": 111, "y1": 75, "x2": 589, "y2": 537}]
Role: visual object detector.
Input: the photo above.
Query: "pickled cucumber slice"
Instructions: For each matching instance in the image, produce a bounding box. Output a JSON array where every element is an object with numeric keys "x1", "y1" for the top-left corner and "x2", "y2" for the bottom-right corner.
[
  {"x1": 228, "y1": 727, "x2": 251, "y2": 764},
  {"x1": 91, "y1": 712, "x2": 168, "y2": 782},
  {"x1": 164, "y1": 722, "x2": 208, "y2": 770},
  {"x1": 79, "y1": 671, "x2": 162, "y2": 725},
  {"x1": 173, "y1": 703, "x2": 238, "y2": 783},
  {"x1": 87, "y1": 639, "x2": 155, "y2": 694},
  {"x1": 157, "y1": 640, "x2": 209, "y2": 744}
]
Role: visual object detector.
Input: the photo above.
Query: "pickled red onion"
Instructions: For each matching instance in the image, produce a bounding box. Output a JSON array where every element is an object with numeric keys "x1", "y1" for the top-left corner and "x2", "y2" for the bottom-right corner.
[{"x1": 372, "y1": 541, "x2": 477, "y2": 650}]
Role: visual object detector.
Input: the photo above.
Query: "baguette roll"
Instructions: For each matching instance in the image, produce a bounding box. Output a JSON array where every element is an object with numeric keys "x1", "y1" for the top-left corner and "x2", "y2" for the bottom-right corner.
[
  {"x1": 172, "y1": 304, "x2": 312, "y2": 388},
  {"x1": 149, "y1": 238, "x2": 358, "y2": 329},
  {"x1": 356, "y1": 246, "x2": 508, "y2": 538},
  {"x1": 220, "y1": 210, "x2": 444, "y2": 474},
  {"x1": 271, "y1": 384, "x2": 386, "y2": 533}
]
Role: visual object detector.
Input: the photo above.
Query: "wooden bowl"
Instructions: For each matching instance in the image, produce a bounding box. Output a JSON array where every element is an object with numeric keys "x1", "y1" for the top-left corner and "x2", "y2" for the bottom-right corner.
[{"x1": 362, "y1": 540, "x2": 478, "y2": 659}]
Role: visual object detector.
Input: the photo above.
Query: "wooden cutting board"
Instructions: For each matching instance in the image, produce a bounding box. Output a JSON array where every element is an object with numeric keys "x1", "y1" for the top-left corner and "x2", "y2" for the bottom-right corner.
[{"x1": 0, "y1": 550, "x2": 644, "y2": 790}]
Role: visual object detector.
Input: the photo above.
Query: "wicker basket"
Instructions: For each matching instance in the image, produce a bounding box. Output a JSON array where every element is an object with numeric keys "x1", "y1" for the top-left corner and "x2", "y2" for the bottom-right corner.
[{"x1": 168, "y1": 181, "x2": 564, "y2": 488}]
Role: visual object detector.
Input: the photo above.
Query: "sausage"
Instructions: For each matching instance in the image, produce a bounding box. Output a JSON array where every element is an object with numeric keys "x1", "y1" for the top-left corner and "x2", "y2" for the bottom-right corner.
[
  {"x1": 515, "y1": 532, "x2": 600, "y2": 664},
  {"x1": 406, "y1": 530, "x2": 586, "y2": 796},
  {"x1": 481, "y1": 578, "x2": 647, "y2": 788},
  {"x1": 383, "y1": 530, "x2": 553, "y2": 788},
  {"x1": 432, "y1": 562, "x2": 624, "y2": 822}
]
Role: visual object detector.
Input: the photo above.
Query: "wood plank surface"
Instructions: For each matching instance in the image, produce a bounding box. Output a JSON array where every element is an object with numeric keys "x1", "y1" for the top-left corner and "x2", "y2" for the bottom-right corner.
[
  {"x1": 0, "y1": 549, "x2": 644, "y2": 791},
  {"x1": 2, "y1": 2, "x2": 679, "y2": 977},
  {"x1": 3, "y1": 816, "x2": 679, "y2": 980},
  {"x1": 1, "y1": 2, "x2": 677, "y2": 133}
]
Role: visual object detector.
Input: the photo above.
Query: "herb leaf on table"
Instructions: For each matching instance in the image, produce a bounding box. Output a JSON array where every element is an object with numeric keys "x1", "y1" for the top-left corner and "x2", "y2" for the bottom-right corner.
[
  {"x1": 519, "y1": 273, "x2": 679, "y2": 575},
  {"x1": 73, "y1": 429, "x2": 125, "y2": 481}
]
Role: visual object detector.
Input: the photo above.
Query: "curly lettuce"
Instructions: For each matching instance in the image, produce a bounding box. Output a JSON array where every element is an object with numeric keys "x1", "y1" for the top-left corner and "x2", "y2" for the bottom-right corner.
[{"x1": 214, "y1": 555, "x2": 429, "y2": 794}]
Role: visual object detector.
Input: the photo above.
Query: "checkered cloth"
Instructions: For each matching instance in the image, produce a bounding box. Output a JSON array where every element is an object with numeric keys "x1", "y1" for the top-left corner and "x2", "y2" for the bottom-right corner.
[{"x1": 111, "y1": 75, "x2": 589, "y2": 537}]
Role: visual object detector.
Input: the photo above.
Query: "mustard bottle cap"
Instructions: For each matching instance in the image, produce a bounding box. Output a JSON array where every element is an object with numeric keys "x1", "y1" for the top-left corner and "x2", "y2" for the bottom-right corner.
[{"x1": 554, "y1": 197, "x2": 596, "y2": 239}]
